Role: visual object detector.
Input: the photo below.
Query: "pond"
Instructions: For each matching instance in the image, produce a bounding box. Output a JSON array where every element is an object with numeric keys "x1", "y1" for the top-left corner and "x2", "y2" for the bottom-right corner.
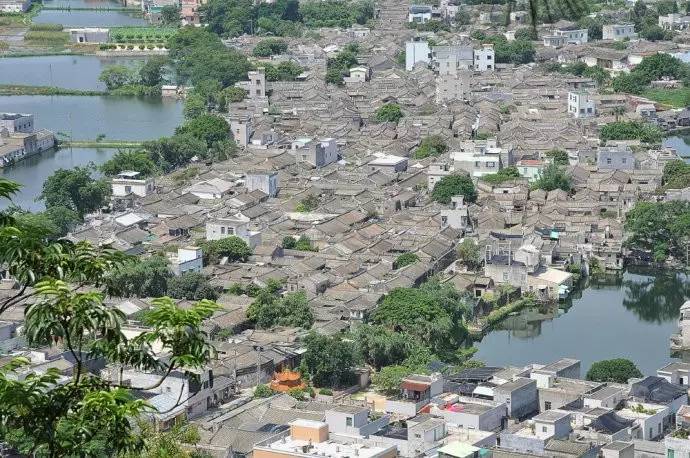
[
  {"x1": 1, "y1": 147, "x2": 117, "y2": 211},
  {"x1": 42, "y1": 0, "x2": 124, "y2": 9},
  {"x1": 475, "y1": 269, "x2": 690, "y2": 375},
  {"x1": 0, "y1": 95, "x2": 183, "y2": 140},
  {"x1": 0, "y1": 55, "x2": 148, "y2": 91},
  {"x1": 33, "y1": 9, "x2": 147, "y2": 27},
  {"x1": 664, "y1": 135, "x2": 690, "y2": 163}
]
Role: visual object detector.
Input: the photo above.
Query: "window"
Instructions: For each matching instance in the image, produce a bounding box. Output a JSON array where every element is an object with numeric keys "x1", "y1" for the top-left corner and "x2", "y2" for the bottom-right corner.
[
  {"x1": 542, "y1": 427, "x2": 547, "y2": 433},
  {"x1": 668, "y1": 449, "x2": 675, "y2": 458},
  {"x1": 622, "y1": 158, "x2": 627, "y2": 163},
  {"x1": 346, "y1": 417, "x2": 353, "y2": 427},
  {"x1": 502, "y1": 272, "x2": 509, "y2": 281},
  {"x1": 606, "y1": 158, "x2": 612, "y2": 164},
  {"x1": 221, "y1": 227, "x2": 226, "y2": 235},
  {"x1": 125, "y1": 186, "x2": 132, "y2": 193},
  {"x1": 544, "y1": 401, "x2": 551, "y2": 410}
]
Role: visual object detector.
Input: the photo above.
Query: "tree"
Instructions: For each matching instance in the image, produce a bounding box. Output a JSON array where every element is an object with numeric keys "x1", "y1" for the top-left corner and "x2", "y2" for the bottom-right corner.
[
  {"x1": 254, "y1": 384, "x2": 274, "y2": 398},
  {"x1": 263, "y1": 61, "x2": 304, "y2": 81},
  {"x1": 374, "y1": 103, "x2": 404, "y2": 123},
  {"x1": 246, "y1": 289, "x2": 313, "y2": 329},
  {"x1": 99, "y1": 65, "x2": 135, "y2": 90},
  {"x1": 300, "y1": 332, "x2": 360, "y2": 387},
  {"x1": 353, "y1": 324, "x2": 417, "y2": 369},
  {"x1": 481, "y1": 166, "x2": 521, "y2": 185},
  {"x1": 394, "y1": 252, "x2": 419, "y2": 269},
  {"x1": 221, "y1": 86, "x2": 247, "y2": 105},
  {"x1": 43, "y1": 205, "x2": 80, "y2": 237},
  {"x1": 253, "y1": 38, "x2": 289, "y2": 57},
  {"x1": 600, "y1": 121, "x2": 663, "y2": 144},
  {"x1": 514, "y1": 27, "x2": 538, "y2": 41},
  {"x1": 0, "y1": 177, "x2": 219, "y2": 457},
  {"x1": 296, "y1": 194, "x2": 319, "y2": 212},
  {"x1": 106, "y1": 255, "x2": 173, "y2": 298},
  {"x1": 201, "y1": 236, "x2": 252, "y2": 264},
  {"x1": 168, "y1": 272, "x2": 219, "y2": 300},
  {"x1": 372, "y1": 365, "x2": 414, "y2": 394},
  {"x1": 413, "y1": 135, "x2": 448, "y2": 159},
  {"x1": 183, "y1": 94, "x2": 206, "y2": 120},
  {"x1": 40, "y1": 167, "x2": 110, "y2": 216},
  {"x1": 143, "y1": 133, "x2": 207, "y2": 171},
  {"x1": 663, "y1": 159, "x2": 690, "y2": 189},
  {"x1": 586, "y1": 358, "x2": 643, "y2": 383},
  {"x1": 100, "y1": 149, "x2": 158, "y2": 177},
  {"x1": 176, "y1": 114, "x2": 230, "y2": 147},
  {"x1": 432, "y1": 174, "x2": 477, "y2": 204},
  {"x1": 160, "y1": 5, "x2": 180, "y2": 25},
  {"x1": 372, "y1": 280, "x2": 473, "y2": 361},
  {"x1": 533, "y1": 162, "x2": 571, "y2": 192},
  {"x1": 624, "y1": 201, "x2": 690, "y2": 261},
  {"x1": 139, "y1": 56, "x2": 169, "y2": 87},
  {"x1": 545, "y1": 149, "x2": 569, "y2": 166},
  {"x1": 457, "y1": 238, "x2": 481, "y2": 270}
]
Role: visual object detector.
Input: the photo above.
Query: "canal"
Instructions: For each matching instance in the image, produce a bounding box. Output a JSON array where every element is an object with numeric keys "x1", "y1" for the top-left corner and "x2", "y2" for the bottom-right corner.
[
  {"x1": 33, "y1": 10, "x2": 147, "y2": 27},
  {"x1": 0, "y1": 55, "x2": 148, "y2": 91},
  {"x1": 475, "y1": 268, "x2": 690, "y2": 375}
]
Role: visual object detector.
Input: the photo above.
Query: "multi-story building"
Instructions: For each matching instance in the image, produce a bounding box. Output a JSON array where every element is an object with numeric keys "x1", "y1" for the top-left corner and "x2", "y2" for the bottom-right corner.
[
  {"x1": 567, "y1": 91, "x2": 597, "y2": 118},
  {"x1": 603, "y1": 24, "x2": 637, "y2": 41}
]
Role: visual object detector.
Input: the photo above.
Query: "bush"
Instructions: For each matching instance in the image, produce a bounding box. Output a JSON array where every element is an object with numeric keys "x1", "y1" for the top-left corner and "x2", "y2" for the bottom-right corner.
[
  {"x1": 413, "y1": 135, "x2": 448, "y2": 159},
  {"x1": 28, "y1": 23, "x2": 63, "y2": 31},
  {"x1": 319, "y1": 388, "x2": 333, "y2": 396},
  {"x1": 252, "y1": 38, "x2": 288, "y2": 57},
  {"x1": 394, "y1": 252, "x2": 419, "y2": 269},
  {"x1": 24, "y1": 31, "x2": 69, "y2": 44},
  {"x1": 432, "y1": 174, "x2": 477, "y2": 204},
  {"x1": 374, "y1": 103, "x2": 404, "y2": 123},
  {"x1": 586, "y1": 358, "x2": 643, "y2": 383},
  {"x1": 254, "y1": 384, "x2": 274, "y2": 398}
]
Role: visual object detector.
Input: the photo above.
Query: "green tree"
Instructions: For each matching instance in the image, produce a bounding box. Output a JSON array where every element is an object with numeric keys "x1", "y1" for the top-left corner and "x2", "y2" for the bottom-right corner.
[
  {"x1": 99, "y1": 65, "x2": 135, "y2": 90},
  {"x1": 160, "y1": 5, "x2": 180, "y2": 25},
  {"x1": 246, "y1": 290, "x2": 313, "y2": 329},
  {"x1": 514, "y1": 27, "x2": 538, "y2": 40},
  {"x1": 176, "y1": 114, "x2": 230, "y2": 147},
  {"x1": 432, "y1": 174, "x2": 477, "y2": 204},
  {"x1": 254, "y1": 384, "x2": 274, "y2": 398},
  {"x1": 481, "y1": 166, "x2": 521, "y2": 185},
  {"x1": 253, "y1": 38, "x2": 289, "y2": 57},
  {"x1": 100, "y1": 149, "x2": 159, "y2": 177},
  {"x1": 413, "y1": 135, "x2": 448, "y2": 159},
  {"x1": 168, "y1": 272, "x2": 219, "y2": 300},
  {"x1": 372, "y1": 365, "x2": 414, "y2": 394},
  {"x1": 143, "y1": 133, "x2": 207, "y2": 171},
  {"x1": 106, "y1": 255, "x2": 173, "y2": 298},
  {"x1": 600, "y1": 121, "x2": 663, "y2": 144},
  {"x1": 533, "y1": 162, "x2": 571, "y2": 192},
  {"x1": 201, "y1": 236, "x2": 252, "y2": 264},
  {"x1": 545, "y1": 149, "x2": 569, "y2": 165},
  {"x1": 183, "y1": 94, "x2": 206, "y2": 120},
  {"x1": 353, "y1": 324, "x2": 417, "y2": 369},
  {"x1": 139, "y1": 56, "x2": 169, "y2": 87},
  {"x1": 457, "y1": 238, "x2": 481, "y2": 270},
  {"x1": 586, "y1": 358, "x2": 643, "y2": 383},
  {"x1": 221, "y1": 86, "x2": 247, "y2": 104},
  {"x1": 43, "y1": 205, "x2": 80, "y2": 237},
  {"x1": 263, "y1": 61, "x2": 304, "y2": 81},
  {"x1": 374, "y1": 103, "x2": 404, "y2": 123},
  {"x1": 40, "y1": 167, "x2": 110, "y2": 216},
  {"x1": 394, "y1": 252, "x2": 419, "y2": 269},
  {"x1": 624, "y1": 201, "x2": 690, "y2": 261},
  {"x1": 300, "y1": 332, "x2": 360, "y2": 387},
  {"x1": 663, "y1": 159, "x2": 690, "y2": 189}
]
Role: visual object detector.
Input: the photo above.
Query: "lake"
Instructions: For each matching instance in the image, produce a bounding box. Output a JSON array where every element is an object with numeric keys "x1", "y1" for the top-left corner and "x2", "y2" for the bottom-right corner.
[
  {"x1": 475, "y1": 269, "x2": 690, "y2": 375},
  {"x1": 1, "y1": 147, "x2": 117, "y2": 211},
  {"x1": 42, "y1": 0, "x2": 124, "y2": 9},
  {"x1": 0, "y1": 55, "x2": 148, "y2": 91},
  {"x1": 33, "y1": 9, "x2": 147, "y2": 27},
  {"x1": 0, "y1": 95, "x2": 183, "y2": 140},
  {"x1": 665, "y1": 135, "x2": 690, "y2": 162}
]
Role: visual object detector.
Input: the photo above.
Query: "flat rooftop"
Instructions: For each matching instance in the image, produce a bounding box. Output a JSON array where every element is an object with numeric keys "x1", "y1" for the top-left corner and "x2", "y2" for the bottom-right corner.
[
  {"x1": 259, "y1": 434, "x2": 393, "y2": 458},
  {"x1": 0, "y1": 113, "x2": 30, "y2": 120},
  {"x1": 534, "y1": 410, "x2": 570, "y2": 423},
  {"x1": 586, "y1": 385, "x2": 624, "y2": 401}
]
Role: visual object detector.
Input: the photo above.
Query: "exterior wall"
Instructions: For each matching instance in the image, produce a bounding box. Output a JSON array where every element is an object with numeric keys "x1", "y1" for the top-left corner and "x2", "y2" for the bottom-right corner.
[
  {"x1": 290, "y1": 423, "x2": 329, "y2": 443},
  {"x1": 498, "y1": 432, "x2": 545, "y2": 455},
  {"x1": 324, "y1": 409, "x2": 369, "y2": 434},
  {"x1": 484, "y1": 263, "x2": 528, "y2": 289},
  {"x1": 0, "y1": 114, "x2": 33, "y2": 133},
  {"x1": 437, "y1": 402, "x2": 507, "y2": 431},
  {"x1": 556, "y1": 28, "x2": 588, "y2": 44},
  {"x1": 603, "y1": 24, "x2": 637, "y2": 41},
  {"x1": 568, "y1": 92, "x2": 596, "y2": 118},
  {"x1": 597, "y1": 150, "x2": 634, "y2": 170},
  {"x1": 69, "y1": 29, "x2": 109, "y2": 43},
  {"x1": 230, "y1": 116, "x2": 253, "y2": 147},
  {"x1": 205, "y1": 220, "x2": 249, "y2": 241},
  {"x1": 248, "y1": 69, "x2": 266, "y2": 98},
  {"x1": 406, "y1": 41, "x2": 431, "y2": 71},
  {"x1": 247, "y1": 173, "x2": 278, "y2": 197},
  {"x1": 385, "y1": 399, "x2": 423, "y2": 417},
  {"x1": 313, "y1": 139, "x2": 338, "y2": 167},
  {"x1": 112, "y1": 178, "x2": 153, "y2": 197},
  {"x1": 494, "y1": 379, "x2": 538, "y2": 419},
  {"x1": 474, "y1": 46, "x2": 495, "y2": 71}
]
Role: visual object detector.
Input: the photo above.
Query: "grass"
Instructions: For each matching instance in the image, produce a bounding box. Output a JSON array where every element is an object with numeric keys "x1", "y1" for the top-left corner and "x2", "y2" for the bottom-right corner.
[
  {"x1": 58, "y1": 140, "x2": 143, "y2": 148},
  {"x1": 28, "y1": 23, "x2": 63, "y2": 31},
  {"x1": 24, "y1": 30, "x2": 69, "y2": 45},
  {"x1": 0, "y1": 84, "x2": 105, "y2": 95},
  {"x1": 643, "y1": 88, "x2": 690, "y2": 108}
]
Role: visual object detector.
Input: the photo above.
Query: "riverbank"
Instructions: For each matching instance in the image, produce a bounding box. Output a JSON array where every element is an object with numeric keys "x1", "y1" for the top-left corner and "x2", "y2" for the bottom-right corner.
[
  {"x1": 0, "y1": 84, "x2": 106, "y2": 96},
  {"x1": 468, "y1": 296, "x2": 537, "y2": 339},
  {"x1": 58, "y1": 140, "x2": 142, "y2": 148}
]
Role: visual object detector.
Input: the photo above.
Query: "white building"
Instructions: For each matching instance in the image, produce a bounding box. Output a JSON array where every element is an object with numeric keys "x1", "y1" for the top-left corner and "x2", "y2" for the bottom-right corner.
[
  {"x1": 228, "y1": 114, "x2": 253, "y2": 147},
  {"x1": 543, "y1": 35, "x2": 567, "y2": 48},
  {"x1": 433, "y1": 45, "x2": 474, "y2": 75},
  {"x1": 205, "y1": 213, "x2": 261, "y2": 247},
  {"x1": 516, "y1": 159, "x2": 544, "y2": 182},
  {"x1": 440, "y1": 196, "x2": 470, "y2": 230},
  {"x1": 188, "y1": 178, "x2": 233, "y2": 200},
  {"x1": 368, "y1": 154, "x2": 408, "y2": 173},
  {"x1": 292, "y1": 137, "x2": 339, "y2": 168},
  {"x1": 473, "y1": 44, "x2": 495, "y2": 72},
  {"x1": 603, "y1": 24, "x2": 637, "y2": 41},
  {"x1": 343, "y1": 66, "x2": 369, "y2": 83},
  {"x1": 428, "y1": 162, "x2": 454, "y2": 190},
  {"x1": 111, "y1": 171, "x2": 155, "y2": 197},
  {"x1": 659, "y1": 13, "x2": 690, "y2": 30},
  {"x1": 0, "y1": 113, "x2": 33, "y2": 133},
  {"x1": 0, "y1": 0, "x2": 31, "y2": 13},
  {"x1": 554, "y1": 28, "x2": 588, "y2": 45},
  {"x1": 169, "y1": 246, "x2": 203, "y2": 276},
  {"x1": 246, "y1": 170, "x2": 278, "y2": 197},
  {"x1": 451, "y1": 138, "x2": 511, "y2": 178},
  {"x1": 406, "y1": 40, "x2": 431, "y2": 71},
  {"x1": 408, "y1": 4, "x2": 432, "y2": 23},
  {"x1": 567, "y1": 91, "x2": 596, "y2": 118}
]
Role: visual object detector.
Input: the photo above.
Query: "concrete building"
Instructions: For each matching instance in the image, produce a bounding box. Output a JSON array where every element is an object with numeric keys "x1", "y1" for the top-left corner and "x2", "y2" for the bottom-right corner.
[
  {"x1": 405, "y1": 40, "x2": 431, "y2": 71},
  {"x1": 248, "y1": 68, "x2": 267, "y2": 99},
  {"x1": 205, "y1": 213, "x2": 261, "y2": 248},
  {"x1": 246, "y1": 170, "x2": 278, "y2": 197},
  {"x1": 344, "y1": 66, "x2": 369, "y2": 83},
  {"x1": 228, "y1": 114, "x2": 253, "y2": 147},
  {"x1": 188, "y1": 178, "x2": 233, "y2": 200},
  {"x1": 659, "y1": 13, "x2": 690, "y2": 30},
  {"x1": 499, "y1": 410, "x2": 572, "y2": 455},
  {"x1": 0, "y1": 113, "x2": 33, "y2": 133},
  {"x1": 0, "y1": 0, "x2": 31, "y2": 13},
  {"x1": 554, "y1": 28, "x2": 588, "y2": 44},
  {"x1": 432, "y1": 46, "x2": 474, "y2": 76},
  {"x1": 408, "y1": 5, "x2": 432, "y2": 23},
  {"x1": 493, "y1": 377, "x2": 539, "y2": 419},
  {"x1": 292, "y1": 137, "x2": 339, "y2": 168},
  {"x1": 111, "y1": 171, "x2": 155, "y2": 197},
  {"x1": 440, "y1": 196, "x2": 470, "y2": 231},
  {"x1": 601, "y1": 441, "x2": 634, "y2": 458},
  {"x1": 428, "y1": 162, "x2": 453, "y2": 190},
  {"x1": 603, "y1": 24, "x2": 637, "y2": 41},
  {"x1": 567, "y1": 91, "x2": 596, "y2": 118},
  {"x1": 368, "y1": 154, "x2": 408, "y2": 173},
  {"x1": 543, "y1": 35, "x2": 568, "y2": 48},
  {"x1": 430, "y1": 395, "x2": 507, "y2": 431},
  {"x1": 169, "y1": 246, "x2": 203, "y2": 276},
  {"x1": 473, "y1": 44, "x2": 495, "y2": 72},
  {"x1": 69, "y1": 28, "x2": 110, "y2": 43},
  {"x1": 658, "y1": 362, "x2": 690, "y2": 387},
  {"x1": 385, "y1": 374, "x2": 443, "y2": 417},
  {"x1": 516, "y1": 159, "x2": 544, "y2": 182},
  {"x1": 597, "y1": 145, "x2": 635, "y2": 170},
  {"x1": 452, "y1": 138, "x2": 511, "y2": 178}
]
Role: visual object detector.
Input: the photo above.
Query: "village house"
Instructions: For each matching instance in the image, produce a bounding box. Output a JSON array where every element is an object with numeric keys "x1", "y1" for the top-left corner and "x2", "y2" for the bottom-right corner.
[
  {"x1": 206, "y1": 213, "x2": 261, "y2": 247},
  {"x1": 602, "y1": 24, "x2": 637, "y2": 41},
  {"x1": 659, "y1": 13, "x2": 690, "y2": 30},
  {"x1": 567, "y1": 91, "x2": 596, "y2": 118},
  {"x1": 291, "y1": 137, "x2": 340, "y2": 168}
]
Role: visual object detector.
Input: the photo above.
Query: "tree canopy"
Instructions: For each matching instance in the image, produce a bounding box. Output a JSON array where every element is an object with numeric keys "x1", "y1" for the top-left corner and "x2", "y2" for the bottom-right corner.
[
  {"x1": 168, "y1": 271, "x2": 219, "y2": 301},
  {"x1": 586, "y1": 358, "x2": 643, "y2": 383},
  {"x1": 663, "y1": 159, "x2": 690, "y2": 189},
  {"x1": 374, "y1": 103, "x2": 404, "y2": 123},
  {"x1": 176, "y1": 114, "x2": 231, "y2": 147},
  {"x1": 533, "y1": 162, "x2": 571, "y2": 192},
  {"x1": 100, "y1": 149, "x2": 159, "y2": 178},
  {"x1": 432, "y1": 174, "x2": 477, "y2": 204},
  {"x1": 600, "y1": 121, "x2": 664, "y2": 144},
  {"x1": 40, "y1": 167, "x2": 110, "y2": 217},
  {"x1": 201, "y1": 236, "x2": 252, "y2": 264},
  {"x1": 253, "y1": 38, "x2": 288, "y2": 57},
  {"x1": 300, "y1": 332, "x2": 361, "y2": 387},
  {"x1": 624, "y1": 201, "x2": 690, "y2": 261},
  {"x1": 413, "y1": 135, "x2": 448, "y2": 159},
  {"x1": 246, "y1": 288, "x2": 313, "y2": 329}
]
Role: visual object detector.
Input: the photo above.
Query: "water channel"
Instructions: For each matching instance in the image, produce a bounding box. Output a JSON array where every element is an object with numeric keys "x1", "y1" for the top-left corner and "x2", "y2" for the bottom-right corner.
[
  {"x1": 475, "y1": 269, "x2": 690, "y2": 375},
  {"x1": 33, "y1": 9, "x2": 147, "y2": 27}
]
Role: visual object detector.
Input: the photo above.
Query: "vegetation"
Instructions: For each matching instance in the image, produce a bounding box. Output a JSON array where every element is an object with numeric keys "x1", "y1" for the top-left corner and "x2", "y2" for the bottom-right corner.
[
  {"x1": 481, "y1": 166, "x2": 521, "y2": 185},
  {"x1": 263, "y1": 61, "x2": 304, "y2": 81},
  {"x1": 176, "y1": 114, "x2": 230, "y2": 147},
  {"x1": 612, "y1": 53, "x2": 688, "y2": 95},
  {"x1": 394, "y1": 252, "x2": 419, "y2": 269},
  {"x1": 0, "y1": 177, "x2": 218, "y2": 457},
  {"x1": 0, "y1": 85, "x2": 105, "y2": 96},
  {"x1": 643, "y1": 87, "x2": 690, "y2": 108},
  {"x1": 282, "y1": 235, "x2": 318, "y2": 252},
  {"x1": 599, "y1": 121, "x2": 663, "y2": 144},
  {"x1": 110, "y1": 26, "x2": 177, "y2": 43},
  {"x1": 663, "y1": 160, "x2": 690, "y2": 189},
  {"x1": 586, "y1": 358, "x2": 643, "y2": 383},
  {"x1": 533, "y1": 162, "x2": 571, "y2": 192},
  {"x1": 168, "y1": 272, "x2": 219, "y2": 301},
  {"x1": 374, "y1": 103, "x2": 404, "y2": 123},
  {"x1": 247, "y1": 287, "x2": 313, "y2": 329},
  {"x1": 254, "y1": 384, "x2": 274, "y2": 398},
  {"x1": 253, "y1": 38, "x2": 288, "y2": 57},
  {"x1": 485, "y1": 297, "x2": 535, "y2": 326},
  {"x1": 432, "y1": 174, "x2": 477, "y2": 204},
  {"x1": 98, "y1": 56, "x2": 168, "y2": 96},
  {"x1": 326, "y1": 43, "x2": 359, "y2": 85},
  {"x1": 300, "y1": 332, "x2": 361, "y2": 387},
  {"x1": 482, "y1": 34, "x2": 535, "y2": 64},
  {"x1": 457, "y1": 239, "x2": 481, "y2": 270},
  {"x1": 200, "y1": 236, "x2": 252, "y2": 264},
  {"x1": 106, "y1": 255, "x2": 173, "y2": 298},
  {"x1": 545, "y1": 149, "x2": 569, "y2": 166},
  {"x1": 372, "y1": 365, "x2": 416, "y2": 394},
  {"x1": 40, "y1": 166, "x2": 110, "y2": 217},
  {"x1": 24, "y1": 30, "x2": 69, "y2": 44},
  {"x1": 413, "y1": 135, "x2": 448, "y2": 159},
  {"x1": 543, "y1": 61, "x2": 608, "y2": 85},
  {"x1": 624, "y1": 201, "x2": 690, "y2": 262},
  {"x1": 100, "y1": 149, "x2": 159, "y2": 178},
  {"x1": 296, "y1": 194, "x2": 319, "y2": 212}
]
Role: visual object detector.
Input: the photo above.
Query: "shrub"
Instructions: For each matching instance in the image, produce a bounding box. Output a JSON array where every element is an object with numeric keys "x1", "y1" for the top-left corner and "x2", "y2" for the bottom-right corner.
[
  {"x1": 254, "y1": 384, "x2": 274, "y2": 398},
  {"x1": 586, "y1": 359, "x2": 643, "y2": 383},
  {"x1": 394, "y1": 252, "x2": 419, "y2": 269},
  {"x1": 432, "y1": 174, "x2": 477, "y2": 204},
  {"x1": 374, "y1": 103, "x2": 404, "y2": 123},
  {"x1": 28, "y1": 23, "x2": 63, "y2": 31}
]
